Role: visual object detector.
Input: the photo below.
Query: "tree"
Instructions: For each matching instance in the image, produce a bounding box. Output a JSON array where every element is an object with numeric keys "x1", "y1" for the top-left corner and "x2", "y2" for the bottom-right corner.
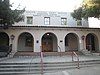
[
  {"x1": 71, "y1": 7, "x2": 83, "y2": 20},
  {"x1": 0, "y1": 0, "x2": 25, "y2": 29},
  {"x1": 83, "y1": 0, "x2": 100, "y2": 18},
  {"x1": 71, "y1": 0, "x2": 100, "y2": 20}
]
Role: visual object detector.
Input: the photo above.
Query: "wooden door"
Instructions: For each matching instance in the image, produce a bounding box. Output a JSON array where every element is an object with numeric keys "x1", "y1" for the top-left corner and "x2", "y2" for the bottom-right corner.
[{"x1": 42, "y1": 39, "x2": 53, "y2": 52}]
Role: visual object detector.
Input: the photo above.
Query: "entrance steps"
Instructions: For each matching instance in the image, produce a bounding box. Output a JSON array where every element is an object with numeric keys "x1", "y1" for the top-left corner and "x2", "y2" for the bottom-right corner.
[
  {"x1": 14, "y1": 51, "x2": 83, "y2": 57},
  {"x1": 80, "y1": 49, "x2": 92, "y2": 55},
  {"x1": 0, "y1": 56, "x2": 100, "y2": 75}
]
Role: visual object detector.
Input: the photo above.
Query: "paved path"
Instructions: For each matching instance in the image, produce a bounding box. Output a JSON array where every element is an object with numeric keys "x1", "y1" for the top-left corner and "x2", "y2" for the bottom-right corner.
[
  {"x1": 67, "y1": 65, "x2": 100, "y2": 75},
  {"x1": 44, "y1": 64, "x2": 100, "y2": 75}
]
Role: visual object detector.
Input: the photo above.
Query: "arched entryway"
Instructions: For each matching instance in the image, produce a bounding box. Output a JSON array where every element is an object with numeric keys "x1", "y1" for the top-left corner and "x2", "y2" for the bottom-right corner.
[
  {"x1": 0, "y1": 32, "x2": 9, "y2": 53},
  {"x1": 86, "y1": 33, "x2": 99, "y2": 52},
  {"x1": 18, "y1": 32, "x2": 34, "y2": 52},
  {"x1": 41, "y1": 33, "x2": 58, "y2": 52},
  {"x1": 0, "y1": 32, "x2": 9, "y2": 46},
  {"x1": 65, "y1": 33, "x2": 79, "y2": 51}
]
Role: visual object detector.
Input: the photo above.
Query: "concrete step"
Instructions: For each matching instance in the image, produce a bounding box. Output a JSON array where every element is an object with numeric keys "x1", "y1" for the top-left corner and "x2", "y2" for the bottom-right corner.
[
  {"x1": 0, "y1": 71, "x2": 58, "y2": 75},
  {"x1": 14, "y1": 51, "x2": 82, "y2": 57},
  {"x1": 0, "y1": 64, "x2": 99, "y2": 75},
  {"x1": 0, "y1": 59, "x2": 100, "y2": 74},
  {"x1": 80, "y1": 49, "x2": 92, "y2": 55}
]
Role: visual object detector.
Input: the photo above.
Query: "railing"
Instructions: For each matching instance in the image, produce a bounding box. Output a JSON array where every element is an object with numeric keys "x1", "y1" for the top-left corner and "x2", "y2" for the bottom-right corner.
[
  {"x1": 8, "y1": 45, "x2": 12, "y2": 57},
  {"x1": 29, "y1": 46, "x2": 44, "y2": 75},
  {"x1": 28, "y1": 56, "x2": 34, "y2": 73},
  {"x1": 40, "y1": 46, "x2": 44, "y2": 75},
  {"x1": 71, "y1": 51, "x2": 80, "y2": 69},
  {"x1": 0, "y1": 45, "x2": 12, "y2": 57},
  {"x1": 58, "y1": 46, "x2": 62, "y2": 56}
]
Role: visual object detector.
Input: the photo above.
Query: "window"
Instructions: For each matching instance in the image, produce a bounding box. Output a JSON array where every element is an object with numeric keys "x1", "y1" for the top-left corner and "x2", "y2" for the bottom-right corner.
[
  {"x1": 77, "y1": 20, "x2": 82, "y2": 26},
  {"x1": 44, "y1": 17, "x2": 50, "y2": 25},
  {"x1": 27, "y1": 17, "x2": 33, "y2": 24},
  {"x1": 61, "y1": 18, "x2": 67, "y2": 25}
]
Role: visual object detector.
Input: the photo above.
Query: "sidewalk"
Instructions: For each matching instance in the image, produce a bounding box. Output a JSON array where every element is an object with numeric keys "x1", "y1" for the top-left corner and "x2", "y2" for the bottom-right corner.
[{"x1": 45, "y1": 64, "x2": 100, "y2": 75}]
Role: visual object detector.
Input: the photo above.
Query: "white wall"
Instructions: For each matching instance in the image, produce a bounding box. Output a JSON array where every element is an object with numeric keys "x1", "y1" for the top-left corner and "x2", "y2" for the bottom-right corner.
[
  {"x1": 14, "y1": 11, "x2": 89, "y2": 27},
  {"x1": 1, "y1": 27, "x2": 100, "y2": 53},
  {"x1": 88, "y1": 17, "x2": 100, "y2": 28}
]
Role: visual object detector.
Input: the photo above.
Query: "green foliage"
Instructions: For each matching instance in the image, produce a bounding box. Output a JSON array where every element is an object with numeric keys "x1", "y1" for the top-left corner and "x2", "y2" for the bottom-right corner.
[
  {"x1": 71, "y1": 0, "x2": 100, "y2": 20},
  {"x1": 83, "y1": 0, "x2": 100, "y2": 18},
  {"x1": 71, "y1": 7, "x2": 83, "y2": 20},
  {"x1": 0, "y1": 0, "x2": 25, "y2": 28}
]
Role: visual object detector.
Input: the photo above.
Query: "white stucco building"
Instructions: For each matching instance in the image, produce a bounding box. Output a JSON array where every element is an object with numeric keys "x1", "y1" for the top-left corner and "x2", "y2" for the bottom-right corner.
[
  {"x1": 0, "y1": 11, "x2": 100, "y2": 56},
  {"x1": 88, "y1": 17, "x2": 100, "y2": 28}
]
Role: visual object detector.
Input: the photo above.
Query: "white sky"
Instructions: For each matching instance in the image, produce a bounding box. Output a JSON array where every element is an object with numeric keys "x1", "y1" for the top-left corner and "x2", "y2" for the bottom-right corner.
[{"x1": 10, "y1": 0, "x2": 83, "y2": 12}]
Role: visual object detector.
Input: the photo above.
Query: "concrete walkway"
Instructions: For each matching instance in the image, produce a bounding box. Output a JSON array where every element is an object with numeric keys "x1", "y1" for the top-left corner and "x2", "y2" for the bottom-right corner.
[{"x1": 44, "y1": 64, "x2": 100, "y2": 75}]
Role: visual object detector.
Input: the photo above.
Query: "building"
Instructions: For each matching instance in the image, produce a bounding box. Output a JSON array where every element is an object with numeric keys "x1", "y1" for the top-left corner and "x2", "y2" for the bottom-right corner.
[
  {"x1": 0, "y1": 11, "x2": 100, "y2": 56},
  {"x1": 88, "y1": 17, "x2": 100, "y2": 28}
]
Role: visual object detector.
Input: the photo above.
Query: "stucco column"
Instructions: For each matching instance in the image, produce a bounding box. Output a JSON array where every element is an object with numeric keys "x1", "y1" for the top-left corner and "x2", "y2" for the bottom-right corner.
[
  {"x1": 12, "y1": 37, "x2": 17, "y2": 53},
  {"x1": 79, "y1": 37, "x2": 83, "y2": 51},
  {"x1": 9, "y1": 34, "x2": 17, "y2": 56},
  {"x1": 57, "y1": 39, "x2": 65, "y2": 52},
  {"x1": 99, "y1": 33, "x2": 100, "y2": 51},
  {"x1": 34, "y1": 37, "x2": 41, "y2": 52},
  {"x1": 81, "y1": 35, "x2": 86, "y2": 50}
]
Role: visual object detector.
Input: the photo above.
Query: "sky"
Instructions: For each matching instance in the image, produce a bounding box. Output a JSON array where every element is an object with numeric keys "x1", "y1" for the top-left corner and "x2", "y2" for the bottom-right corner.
[{"x1": 10, "y1": 0, "x2": 83, "y2": 12}]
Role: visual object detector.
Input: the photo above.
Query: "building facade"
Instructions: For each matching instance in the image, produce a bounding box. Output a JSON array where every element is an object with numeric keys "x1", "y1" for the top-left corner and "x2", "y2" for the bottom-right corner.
[
  {"x1": 0, "y1": 11, "x2": 100, "y2": 55},
  {"x1": 13, "y1": 11, "x2": 88, "y2": 27}
]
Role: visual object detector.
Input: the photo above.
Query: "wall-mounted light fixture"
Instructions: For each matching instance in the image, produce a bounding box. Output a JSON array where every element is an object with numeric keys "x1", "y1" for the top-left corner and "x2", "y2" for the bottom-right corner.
[
  {"x1": 10, "y1": 34, "x2": 15, "y2": 40},
  {"x1": 47, "y1": 33, "x2": 50, "y2": 35},
  {"x1": 10, "y1": 34, "x2": 15, "y2": 51},
  {"x1": 81, "y1": 35, "x2": 85, "y2": 40}
]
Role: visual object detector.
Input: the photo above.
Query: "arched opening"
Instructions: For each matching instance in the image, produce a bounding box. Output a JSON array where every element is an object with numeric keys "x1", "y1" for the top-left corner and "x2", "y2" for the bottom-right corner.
[
  {"x1": 42, "y1": 33, "x2": 58, "y2": 52},
  {"x1": 0, "y1": 32, "x2": 9, "y2": 46},
  {"x1": 86, "y1": 33, "x2": 99, "y2": 52},
  {"x1": 18, "y1": 32, "x2": 34, "y2": 52},
  {"x1": 65, "y1": 33, "x2": 79, "y2": 51},
  {"x1": 0, "y1": 32, "x2": 9, "y2": 56}
]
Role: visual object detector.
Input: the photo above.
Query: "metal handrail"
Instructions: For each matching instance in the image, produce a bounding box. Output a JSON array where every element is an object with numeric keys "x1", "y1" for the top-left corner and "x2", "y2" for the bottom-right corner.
[
  {"x1": 71, "y1": 51, "x2": 80, "y2": 69},
  {"x1": 40, "y1": 46, "x2": 44, "y2": 75},
  {"x1": 58, "y1": 46, "x2": 62, "y2": 56},
  {"x1": 28, "y1": 54, "x2": 34, "y2": 73}
]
